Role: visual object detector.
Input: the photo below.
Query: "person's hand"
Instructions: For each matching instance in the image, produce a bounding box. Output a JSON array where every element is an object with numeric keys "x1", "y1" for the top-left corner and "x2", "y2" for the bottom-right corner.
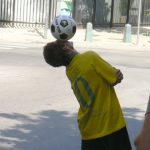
[
  {"x1": 113, "y1": 69, "x2": 123, "y2": 86},
  {"x1": 134, "y1": 133, "x2": 142, "y2": 150},
  {"x1": 63, "y1": 41, "x2": 74, "y2": 52}
]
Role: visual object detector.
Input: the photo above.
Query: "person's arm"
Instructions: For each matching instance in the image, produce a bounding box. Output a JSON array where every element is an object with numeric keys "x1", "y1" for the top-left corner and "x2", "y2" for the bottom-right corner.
[
  {"x1": 135, "y1": 96, "x2": 150, "y2": 150},
  {"x1": 145, "y1": 97, "x2": 150, "y2": 115},
  {"x1": 91, "y1": 51, "x2": 123, "y2": 86}
]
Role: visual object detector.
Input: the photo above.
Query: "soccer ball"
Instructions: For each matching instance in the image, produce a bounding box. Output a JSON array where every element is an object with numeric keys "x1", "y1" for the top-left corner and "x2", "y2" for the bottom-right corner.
[{"x1": 50, "y1": 15, "x2": 76, "y2": 41}]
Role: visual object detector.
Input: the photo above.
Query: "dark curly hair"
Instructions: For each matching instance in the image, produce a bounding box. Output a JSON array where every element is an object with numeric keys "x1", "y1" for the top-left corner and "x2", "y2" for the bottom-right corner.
[{"x1": 43, "y1": 41, "x2": 68, "y2": 67}]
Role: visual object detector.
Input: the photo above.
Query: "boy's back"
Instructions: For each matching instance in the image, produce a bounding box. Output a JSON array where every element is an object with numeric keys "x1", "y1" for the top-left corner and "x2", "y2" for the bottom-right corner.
[{"x1": 66, "y1": 51, "x2": 126, "y2": 140}]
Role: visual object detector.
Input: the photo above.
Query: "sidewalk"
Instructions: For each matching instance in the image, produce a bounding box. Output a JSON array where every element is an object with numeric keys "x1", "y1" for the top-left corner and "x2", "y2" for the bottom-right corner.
[
  {"x1": 73, "y1": 27, "x2": 150, "y2": 50},
  {"x1": 0, "y1": 27, "x2": 150, "y2": 51},
  {"x1": 0, "y1": 27, "x2": 150, "y2": 150}
]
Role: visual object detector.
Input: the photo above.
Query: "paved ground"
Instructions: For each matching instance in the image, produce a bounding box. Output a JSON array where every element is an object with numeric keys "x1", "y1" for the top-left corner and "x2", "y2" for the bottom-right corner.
[
  {"x1": 0, "y1": 27, "x2": 150, "y2": 150},
  {"x1": 0, "y1": 26, "x2": 150, "y2": 49}
]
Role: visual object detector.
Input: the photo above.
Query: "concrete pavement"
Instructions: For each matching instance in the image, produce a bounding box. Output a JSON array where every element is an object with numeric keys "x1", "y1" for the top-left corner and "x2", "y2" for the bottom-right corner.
[
  {"x1": 0, "y1": 27, "x2": 150, "y2": 150},
  {"x1": 0, "y1": 26, "x2": 150, "y2": 51}
]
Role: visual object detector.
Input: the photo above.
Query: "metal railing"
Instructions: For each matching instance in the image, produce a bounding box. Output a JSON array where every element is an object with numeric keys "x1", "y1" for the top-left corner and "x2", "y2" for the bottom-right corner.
[
  {"x1": 1, "y1": 0, "x2": 150, "y2": 28},
  {"x1": 0, "y1": 0, "x2": 56, "y2": 28}
]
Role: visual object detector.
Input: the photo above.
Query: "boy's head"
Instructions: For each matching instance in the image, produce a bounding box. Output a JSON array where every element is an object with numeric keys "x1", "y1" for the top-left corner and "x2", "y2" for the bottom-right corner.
[{"x1": 43, "y1": 40, "x2": 74, "y2": 67}]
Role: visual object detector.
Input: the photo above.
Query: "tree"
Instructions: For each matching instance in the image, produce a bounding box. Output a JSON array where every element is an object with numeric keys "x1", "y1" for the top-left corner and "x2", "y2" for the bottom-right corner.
[
  {"x1": 119, "y1": 0, "x2": 128, "y2": 16},
  {"x1": 145, "y1": 9, "x2": 150, "y2": 17}
]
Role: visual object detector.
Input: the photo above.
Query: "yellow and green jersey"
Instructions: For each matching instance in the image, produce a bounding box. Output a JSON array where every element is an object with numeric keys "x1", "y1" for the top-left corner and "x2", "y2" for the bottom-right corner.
[{"x1": 66, "y1": 51, "x2": 126, "y2": 140}]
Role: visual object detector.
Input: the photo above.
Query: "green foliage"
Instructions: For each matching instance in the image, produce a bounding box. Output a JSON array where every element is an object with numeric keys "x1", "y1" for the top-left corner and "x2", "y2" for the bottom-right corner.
[
  {"x1": 145, "y1": 9, "x2": 150, "y2": 17},
  {"x1": 143, "y1": 31, "x2": 150, "y2": 36},
  {"x1": 63, "y1": 0, "x2": 72, "y2": 11},
  {"x1": 119, "y1": 0, "x2": 128, "y2": 15}
]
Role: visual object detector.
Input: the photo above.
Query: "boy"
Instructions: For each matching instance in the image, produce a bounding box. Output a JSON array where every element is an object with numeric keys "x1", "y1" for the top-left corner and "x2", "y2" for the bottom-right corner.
[
  {"x1": 43, "y1": 40, "x2": 131, "y2": 150},
  {"x1": 135, "y1": 96, "x2": 150, "y2": 150}
]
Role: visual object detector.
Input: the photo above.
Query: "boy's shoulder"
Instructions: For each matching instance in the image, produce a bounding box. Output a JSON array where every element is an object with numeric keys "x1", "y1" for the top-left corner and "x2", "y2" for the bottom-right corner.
[{"x1": 82, "y1": 50, "x2": 98, "y2": 57}]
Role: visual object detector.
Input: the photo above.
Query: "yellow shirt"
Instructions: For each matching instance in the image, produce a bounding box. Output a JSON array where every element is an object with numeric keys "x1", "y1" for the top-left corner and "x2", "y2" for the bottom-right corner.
[{"x1": 66, "y1": 51, "x2": 126, "y2": 140}]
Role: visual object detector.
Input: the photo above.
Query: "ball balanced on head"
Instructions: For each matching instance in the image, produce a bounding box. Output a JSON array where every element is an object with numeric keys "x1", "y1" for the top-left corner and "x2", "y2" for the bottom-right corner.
[{"x1": 50, "y1": 15, "x2": 76, "y2": 41}]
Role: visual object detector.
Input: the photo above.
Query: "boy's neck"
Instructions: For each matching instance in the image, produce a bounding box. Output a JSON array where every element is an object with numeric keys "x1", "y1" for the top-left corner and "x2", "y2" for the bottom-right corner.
[{"x1": 65, "y1": 50, "x2": 79, "y2": 66}]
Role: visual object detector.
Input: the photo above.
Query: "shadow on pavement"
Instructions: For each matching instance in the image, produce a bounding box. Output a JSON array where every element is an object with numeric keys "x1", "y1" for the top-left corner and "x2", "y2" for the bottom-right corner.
[
  {"x1": 0, "y1": 110, "x2": 80, "y2": 150},
  {"x1": 0, "y1": 107, "x2": 144, "y2": 150}
]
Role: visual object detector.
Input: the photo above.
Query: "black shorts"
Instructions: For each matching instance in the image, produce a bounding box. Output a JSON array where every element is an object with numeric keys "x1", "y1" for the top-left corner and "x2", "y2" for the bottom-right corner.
[{"x1": 81, "y1": 127, "x2": 132, "y2": 150}]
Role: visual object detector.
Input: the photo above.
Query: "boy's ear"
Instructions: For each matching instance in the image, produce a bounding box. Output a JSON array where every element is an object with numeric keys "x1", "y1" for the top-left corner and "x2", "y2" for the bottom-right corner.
[{"x1": 63, "y1": 46, "x2": 72, "y2": 54}]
